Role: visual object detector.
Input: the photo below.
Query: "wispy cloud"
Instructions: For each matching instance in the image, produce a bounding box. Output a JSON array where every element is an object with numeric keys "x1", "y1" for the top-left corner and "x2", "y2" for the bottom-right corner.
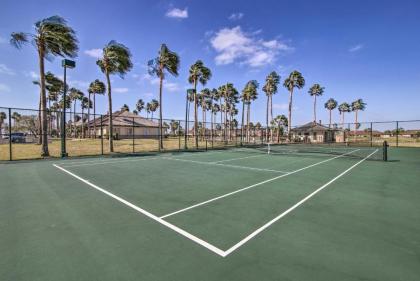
[
  {"x1": 228, "y1": 13, "x2": 244, "y2": 21},
  {"x1": 273, "y1": 103, "x2": 298, "y2": 111},
  {"x1": 210, "y1": 26, "x2": 293, "y2": 67},
  {"x1": 166, "y1": 7, "x2": 188, "y2": 19},
  {"x1": 23, "y1": 70, "x2": 39, "y2": 80},
  {"x1": 69, "y1": 80, "x2": 90, "y2": 89},
  {"x1": 349, "y1": 44, "x2": 364, "y2": 52},
  {"x1": 0, "y1": 83, "x2": 11, "y2": 93},
  {"x1": 84, "y1": 48, "x2": 103, "y2": 58},
  {"x1": 114, "y1": 87, "x2": 129, "y2": 93},
  {"x1": 0, "y1": 36, "x2": 6, "y2": 44},
  {"x1": 0, "y1": 64, "x2": 15, "y2": 75}
]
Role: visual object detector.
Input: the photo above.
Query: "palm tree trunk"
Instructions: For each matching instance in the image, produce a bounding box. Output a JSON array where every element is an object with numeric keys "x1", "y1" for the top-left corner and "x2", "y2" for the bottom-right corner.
[
  {"x1": 105, "y1": 71, "x2": 113, "y2": 152},
  {"x1": 81, "y1": 107, "x2": 85, "y2": 138},
  {"x1": 313, "y1": 95, "x2": 316, "y2": 122},
  {"x1": 184, "y1": 91, "x2": 188, "y2": 149},
  {"x1": 159, "y1": 75, "x2": 164, "y2": 150},
  {"x1": 73, "y1": 101, "x2": 77, "y2": 137},
  {"x1": 93, "y1": 94, "x2": 96, "y2": 139},
  {"x1": 224, "y1": 99, "x2": 228, "y2": 142},
  {"x1": 202, "y1": 103, "x2": 205, "y2": 141},
  {"x1": 288, "y1": 89, "x2": 293, "y2": 140},
  {"x1": 193, "y1": 80, "x2": 198, "y2": 149},
  {"x1": 354, "y1": 110, "x2": 358, "y2": 142},
  {"x1": 241, "y1": 100, "x2": 245, "y2": 144},
  {"x1": 88, "y1": 92, "x2": 91, "y2": 138},
  {"x1": 37, "y1": 97, "x2": 42, "y2": 144},
  {"x1": 247, "y1": 103, "x2": 250, "y2": 142},
  {"x1": 38, "y1": 47, "x2": 49, "y2": 156},
  {"x1": 270, "y1": 95, "x2": 273, "y2": 142},
  {"x1": 329, "y1": 109, "x2": 332, "y2": 128},
  {"x1": 266, "y1": 95, "x2": 269, "y2": 143}
]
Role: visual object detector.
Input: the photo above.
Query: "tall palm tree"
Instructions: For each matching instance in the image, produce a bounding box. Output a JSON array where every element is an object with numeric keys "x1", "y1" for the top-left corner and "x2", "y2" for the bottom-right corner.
[
  {"x1": 308, "y1": 84, "x2": 325, "y2": 122},
  {"x1": 0, "y1": 112, "x2": 6, "y2": 136},
  {"x1": 188, "y1": 60, "x2": 212, "y2": 148},
  {"x1": 338, "y1": 102, "x2": 351, "y2": 128},
  {"x1": 121, "y1": 104, "x2": 130, "y2": 112},
  {"x1": 88, "y1": 79, "x2": 106, "y2": 138},
  {"x1": 218, "y1": 83, "x2": 238, "y2": 141},
  {"x1": 184, "y1": 89, "x2": 195, "y2": 147},
  {"x1": 10, "y1": 15, "x2": 78, "y2": 156},
  {"x1": 68, "y1": 88, "x2": 84, "y2": 137},
  {"x1": 283, "y1": 71, "x2": 305, "y2": 139},
  {"x1": 149, "y1": 99, "x2": 159, "y2": 119},
  {"x1": 262, "y1": 71, "x2": 280, "y2": 142},
  {"x1": 324, "y1": 98, "x2": 338, "y2": 128},
  {"x1": 272, "y1": 115, "x2": 288, "y2": 142},
  {"x1": 146, "y1": 102, "x2": 151, "y2": 119},
  {"x1": 96, "y1": 41, "x2": 133, "y2": 152},
  {"x1": 211, "y1": 103, "x2": 220, "y2": 142},
  {"x1": 136, "y1": 99, "x2": 145, "y2": 115},
  {"x1": 148, "y1": 44, "x2": 180, "y2": 150},
  {"x1": 351, "y1": 99, "x2": 367, "y2": 134},
  {"x1": 198, "y1": 88, "x2": 211, "y2": 139},
  {"x1": 241, "y1": 80, "x2": 259, "y2": 142},
  {"x1": 80, "y1": 96, "x2": 92, "y2": 138}
]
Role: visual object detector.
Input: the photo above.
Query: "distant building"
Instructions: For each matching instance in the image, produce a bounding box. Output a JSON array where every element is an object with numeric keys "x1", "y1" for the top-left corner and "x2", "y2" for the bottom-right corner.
[
  {"x1": 81, "y1": 110, "x2": 167, "y2": 138},
  {"x1": 290, "y1": 122, "x2": 339, "y2": 143}
]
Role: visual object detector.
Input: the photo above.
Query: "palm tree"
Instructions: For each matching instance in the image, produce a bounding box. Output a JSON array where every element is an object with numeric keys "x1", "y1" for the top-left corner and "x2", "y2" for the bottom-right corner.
[
  {"x1": 283, "y1": 71, "x2": 305, "y2": 139},
  {"x1": 146, "y1": 102, "x2": 151, "y2": 119},
  {"x1": 324, "y1": 98, "x2": 338, "y2": 128},
  {"x1": 338, "y1": 102, "x2": 351, "y2": 128},
  {"x1": 0, "y1": 112, "x2": 7, "y2": 136},
  {"x1": 262, "y1": 71, "x2": 280, "y2": 142},
  {"x1": 68, "y1": 88, "x2": 84, "y2": 137},
  {"x1": 241, "y1": 80, "x2": 259, "y2": 142},
  {"x1": 218, "y1": 83, "x2": 238, "y2": 141},
  {"x1": 272, "y1": 115, "x2": 288, "y2": 142},
  {"x1": 149, "y1": 99, "x2": 159, "y2": 119},
  {"x1": 10, "y1": 16, "x2": 78, "y2": 156},
  {"x1": 308, "y1": 84, "x2": 325, "y2": 122},
  {"x1": 148, "y1": 44, "x2": 180, "y2": 150},
  {"x1": 88, "y1": 79, "x2": 106, "y2": 138},
  {"x1": 211, "y1": 103, "x2": 220, "y2": 142},
  {"x1": 170, "y1": 120, "x2": 179, "y2": 136},
  {"x1": 188, "y1": 60, "x2": 212, "y2": 148},
  {"x1": 136, "y1": 99, "x2": 145, "y2": 115},
  {"x1": 121, "y1": 104, "x2": 130, "y2": 112},
  {"x1": 80, "y1": 96, "x2": 92, "y2": 138},
  {"x1": 351, "y1": 99, "x2": 367, "y2": 135},
  {"x1": 96, "y1": 41, "x2": 133, "y2": 152},
  {"x1": 198, "y1": 88, "x2": 211, "y2": 139},
  {"x1": 184, "y1": 89, "x2": 195, "y2": 147},
  {"x1": 11, "y1": 112, "x2": 21, "y2": 131}
]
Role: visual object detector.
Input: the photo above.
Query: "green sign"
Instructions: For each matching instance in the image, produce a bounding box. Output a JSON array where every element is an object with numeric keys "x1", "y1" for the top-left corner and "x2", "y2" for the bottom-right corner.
[{"x1": 62, "y1": 59, "x2": 76, "y2": 68}]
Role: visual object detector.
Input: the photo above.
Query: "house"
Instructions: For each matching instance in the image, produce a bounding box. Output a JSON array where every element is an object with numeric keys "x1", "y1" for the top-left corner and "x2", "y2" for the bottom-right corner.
[
  {"x1": 400, "y1": 130, "x2": 420, "y2": 138},
  {"x1": 290, "y1": 122, "x2": 339, "y2": 143},
  {"x1": 80, "y1": 110, "x2": 168, "y2": 139}
]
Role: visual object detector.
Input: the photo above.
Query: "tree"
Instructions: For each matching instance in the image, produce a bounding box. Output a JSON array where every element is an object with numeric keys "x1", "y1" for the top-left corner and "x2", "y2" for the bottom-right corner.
[
  {"x1": 283, "y1": 71, "x2": 305, "y2": 139},
  {"x1": 68, "y1": 87, "x2": 84, "y2": 137},
  {"x1": 11, "y1": 15, "x2": 78, "y2": 156},
  {"x1": 149, "y1": 99, "x2": 159, "y2": 119},
  {"x1": 262, "y1": 71, "x2": 280, "y2": 142},
  {"x1": 146, "y1": 102, "x2": 151, "y2": 119},
  {"x1": 324, "y1": 98, "x2": 338, "y2": 128},
  {"x1": 351, "y1": 99, "x2": 366, "y2": 134},
  {"x1": 241, "y1": 80, "x2": 259, "y2": 142},
  {"x1": 308, "y1": 84, "x2": 325, "y2": 122},
  {"x1": 218, "y1": 83, "x2": 238, "y2": 141},
  {"x1": 0, "y1": 112, "x2": 7, "y2": 136},
  {"x1": 184, "y1": 89, "x2": 195, "y2": 147},
  {"x1": 188, "y1": 60, "x2": 212, "y2": 148},
  {"x1": 211, "y1": 103, "x2": 220, "y2": 141},
  {"x1": 148, "y1": 44, "x2": 180, "y2": 150},
  {"x1": 272, "y1": 115, "x2": 288, "y2": 142},
  {"x1": 80, "y1": 96, "x2": 92, "y2": 138},
  {"x1": 96, "y1": 41, "x2": 133, "y2": 152},
  {"x1": 121, "y1": 104, "x2": 130, "y2": 112},
  {"x1": 88, "y1": 79, "x2": 106, "y2": 138},
  {"x1": 338, "y1": 102, "x2": 351, "y2": 128},
  {"x1": 136, "y1": 99, "x2": 145, "y2": 115},
  {"x1": 198, "y1": 88, "x2": 211, "y2": 139},
  {"x1": 170, "y1": 120, "x2": 179, "y2": 136}
]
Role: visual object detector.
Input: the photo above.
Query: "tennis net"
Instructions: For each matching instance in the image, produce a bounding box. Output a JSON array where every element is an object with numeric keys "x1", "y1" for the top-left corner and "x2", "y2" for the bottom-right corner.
[{"x1": 224, "y1": 141, "x2": 388, "y2": 161}]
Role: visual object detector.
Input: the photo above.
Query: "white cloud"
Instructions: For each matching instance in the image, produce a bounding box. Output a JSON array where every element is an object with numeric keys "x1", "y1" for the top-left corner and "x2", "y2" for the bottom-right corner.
[
  {"x1": 114, "y1": 87, "x2": 129, "y2": 93},
  {"x1": 0, "y1": 83, "x2": 11, "y2": 93},
  {"x1": 84, "y1": 48, "x2": 103, "y2": 58},
  {"x1": 23, "y1": 71, "x2": 39, "y2": 80},
  {"x1": 164, "y1": 82, "x2": 180, "y2": 92},
  {"x1": 349, "y1": 44, "x2": 364, "y2": 52},
  {"x1": 69, "y1": 80, "x2": 90, "y2": 89},
  {"x1": 228, "y1": 13, "x2": 244, "y2": 21},
  {"x1": 210, "y1": 26, "x2": 293, "y2": 67},
  {"x1": 0, "y1": 36, "x2": 6, "y2": 44},
  {"x1": 166, "y1": 7, "x2": 188, "y2": 19},
  {"x1": 273, "y1": 103, "x2": 298, "y2": 111},
  {"x1": 0, "y1": 64, "x2": 15, "y2": 75},
  {"x1": 144, "y1": 92, "x2": 154, "y2": 98}
]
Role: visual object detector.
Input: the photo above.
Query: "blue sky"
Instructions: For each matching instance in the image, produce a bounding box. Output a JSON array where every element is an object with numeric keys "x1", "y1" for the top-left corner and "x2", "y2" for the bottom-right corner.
[{"x1": 0, "y1": 0, "x2": 419, "y2": 126}]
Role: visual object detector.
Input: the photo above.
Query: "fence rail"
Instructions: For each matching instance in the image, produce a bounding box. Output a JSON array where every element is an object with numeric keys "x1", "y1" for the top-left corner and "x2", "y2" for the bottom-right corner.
[{"x1": 0, "y1": 106, "x2": 419, "y2": 161}]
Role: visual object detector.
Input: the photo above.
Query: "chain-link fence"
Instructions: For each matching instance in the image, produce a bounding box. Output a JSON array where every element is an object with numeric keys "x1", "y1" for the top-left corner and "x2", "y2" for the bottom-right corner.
[{"x1": 0, "y1": 106, "x2": 418, "y2": 161}]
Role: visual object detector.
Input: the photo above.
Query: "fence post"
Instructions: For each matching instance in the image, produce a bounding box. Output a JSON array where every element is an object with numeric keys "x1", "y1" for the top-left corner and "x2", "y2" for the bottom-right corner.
[
  {"x1": 100, "y1": 115, "x2": 104, "y2": 155},
  {"x1": 396, "y1": 121, "x2": 399, "y2": 147},
  {"x1": 370, "y1": 122, "x2": 373, "y2": 147},
  {"x1": 178, "y1": 120, "x2": 181, "y2": 151},
  {"x1": 132, "y1": 117, "x2": 135, "y2": 154},
  {"x1": 8, "y1": 108, "x2": 12, "y2": 161}
]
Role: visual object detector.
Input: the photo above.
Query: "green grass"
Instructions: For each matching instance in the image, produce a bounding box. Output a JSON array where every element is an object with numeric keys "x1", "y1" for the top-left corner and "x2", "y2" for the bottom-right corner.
[{"x1": 0, "y1": 147, "x2": 419, "y2": 280}]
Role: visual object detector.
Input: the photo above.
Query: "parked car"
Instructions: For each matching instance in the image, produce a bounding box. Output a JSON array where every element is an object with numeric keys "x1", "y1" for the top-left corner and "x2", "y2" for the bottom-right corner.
[{"x1": 10, "y1": 133, "x2": 26, "y2": 143}]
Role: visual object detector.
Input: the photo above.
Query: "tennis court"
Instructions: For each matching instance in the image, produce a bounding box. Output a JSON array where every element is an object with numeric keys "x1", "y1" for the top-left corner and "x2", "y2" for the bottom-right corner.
[{"x1": 1, "y1": 144, "x2": 419, "y2": 281}]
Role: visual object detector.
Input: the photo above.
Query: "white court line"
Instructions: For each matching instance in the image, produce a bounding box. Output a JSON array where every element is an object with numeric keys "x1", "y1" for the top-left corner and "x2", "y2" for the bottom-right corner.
[
  {"x1": 159, "y1": 149, "x2": 361, "y2": 219},
  {"x1": 212, "y1": 154, "x2": 266, "y2": 163},
  {"x1": 164, "y1": 157, "x2": 288, "y2": 173},
  {"x1": 53, "y1": 164, "x2": 226, "y2": 257},
  {"x1": 59, "y1": 156, "x2": 163, "y2": 168},
  {"x1": 223, "y1": 149, "x2": 378, "y2": 256}
]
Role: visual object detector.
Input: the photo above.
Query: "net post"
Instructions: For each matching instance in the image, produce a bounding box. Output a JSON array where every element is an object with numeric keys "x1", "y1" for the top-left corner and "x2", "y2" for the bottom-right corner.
[
  {"x1": 370, "y1": 122, "x2": 373, "y2": 147},
  {"x1": 8, "y1": 107, "x2": 12, "y2": 161},
  {"x1": 100, "y1": 115, "x2": 104, "y2": 155},
  {"x1": 178, "y1": 120, "x2": 181, "y2": 151},
  {"x1": 396, "y1": 121, "x2": 399, "y2": 147},
  {"x1": 132, "y1": 117, "x2": 135, "y2": 154},
  {"x1": 383, "y1": 141, "x2": 388, "y2": 161}
]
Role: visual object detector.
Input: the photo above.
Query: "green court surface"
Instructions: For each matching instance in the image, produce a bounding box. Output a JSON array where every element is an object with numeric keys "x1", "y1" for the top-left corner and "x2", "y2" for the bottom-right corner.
[{"x1": 1, "y1": 147, "x2": 419, "y2": 281}]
